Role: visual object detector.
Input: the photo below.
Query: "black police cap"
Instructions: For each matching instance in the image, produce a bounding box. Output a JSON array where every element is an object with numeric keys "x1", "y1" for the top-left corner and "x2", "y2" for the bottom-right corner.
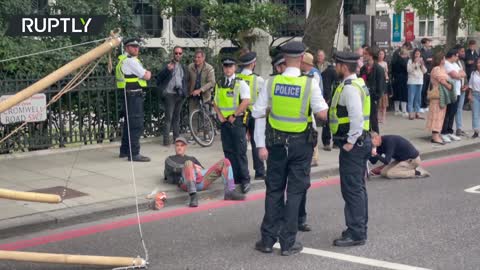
[
  {"x1": 124, "y1": 38, "x2": 141, "y2": 47},
  {"x1": 280, "y1": 41, "x2": 305, "y2": 57},
  {"x1": 271, "y1": 53, "x2": 285, "y2": 67},
  {"x1": 222, "y1": 57, "x2": 237, "y2": 65},
  {"x1": 334, "y1": 51, "x2": 360, "y2": 64},
  {"x1": 238, "y1": 52, "x2": 257, "y2": 66}
]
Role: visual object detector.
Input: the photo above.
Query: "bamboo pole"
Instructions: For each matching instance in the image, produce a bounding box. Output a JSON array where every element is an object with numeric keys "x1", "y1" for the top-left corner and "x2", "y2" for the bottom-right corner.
[
  {"x1": 0, "y1": 250, "x2": 146, "y2": 267},
  {"x1": 0, "y1": 188, "x2": 62, "y2": 203},
  {"x1": 0, "y1": 34, "x2": 122, "y2": 114}
]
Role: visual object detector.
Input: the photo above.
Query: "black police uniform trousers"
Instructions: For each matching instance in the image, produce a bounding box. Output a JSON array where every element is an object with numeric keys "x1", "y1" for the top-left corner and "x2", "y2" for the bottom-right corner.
[
  {"x1": 260, "y1": 132, "x2": 313, "y2": 250},
  {"x1": 220, "y1": 116, "x2": 250, "y2": 185},
  {"x1": 247, "y1": 114, "x2": 265, "y2": 177},
  {"x1": 120, "y1": 90, "x2": 144, "y2": 157},
  {"x1": 337, "y1": 137, "x2": 372, "y2": 240}
]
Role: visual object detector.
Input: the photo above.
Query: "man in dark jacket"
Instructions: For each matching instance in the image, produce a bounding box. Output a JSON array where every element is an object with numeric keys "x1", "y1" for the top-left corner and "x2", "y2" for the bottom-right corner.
[
  {"x1": 465, "y1": 40, "x2": 479, "y2": 80},
  {"x1": 156, "y1": 46, "x2": 189, "y2": 146},
  {"x1": 420, "y1": 38, "x2": 434, "y2": 110},
  {"x1": 320, "y1": 61, "x2": 338, "y2": 150},
  {"x1": 360, "y1": 46, "x2": 385, "y2": 133}
]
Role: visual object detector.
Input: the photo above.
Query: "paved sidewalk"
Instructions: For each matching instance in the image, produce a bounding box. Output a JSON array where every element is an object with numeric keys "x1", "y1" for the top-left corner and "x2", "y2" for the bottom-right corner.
[{"x1": 0, "y1": 112, "x2": 479, "y2": 237}]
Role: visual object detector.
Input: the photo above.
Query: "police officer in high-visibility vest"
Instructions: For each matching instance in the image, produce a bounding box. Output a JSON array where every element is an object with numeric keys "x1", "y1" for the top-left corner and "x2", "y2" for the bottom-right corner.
[
  {"x1": 115, "y1": 38, "x2": 152, "y2": 162},
  {"x1": 236, "y1": 51, "x2": 266, "y2": 180},
  {"x1": 253, "y1": 41, "x2": 328, "y2": 256},
  {"x1": 213, "y1": 57, "x2": 251, "y2": 193},
  {"x1": 329, "y1": 52, "x2": 372, "y2": 247}
]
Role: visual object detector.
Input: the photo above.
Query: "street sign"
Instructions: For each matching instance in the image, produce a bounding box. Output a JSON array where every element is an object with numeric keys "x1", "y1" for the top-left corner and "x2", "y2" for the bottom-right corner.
[
  {"x1": 392, "y1": 13, "x2": 402, "y2": 42},
  {"x1": 372, "y1": 15, "x2": 391, "y2": 48},
  {"x1": 0, "y1": 94, "x2": 47, "y2": 124}
]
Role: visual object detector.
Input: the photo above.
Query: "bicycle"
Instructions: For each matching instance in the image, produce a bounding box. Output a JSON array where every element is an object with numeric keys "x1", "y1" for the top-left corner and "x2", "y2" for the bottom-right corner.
[{"x1": 188, "y1": 96, "x2": 219, "y2": 147}]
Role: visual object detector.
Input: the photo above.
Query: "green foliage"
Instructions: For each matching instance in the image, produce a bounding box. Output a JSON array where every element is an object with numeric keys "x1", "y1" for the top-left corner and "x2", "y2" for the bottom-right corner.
[
  {"x1": 385, "y1": 0, "x2": 479, "y2": 30},
  {"x1": 202, "y1": 1, "x2": 287, "y2": 47}
]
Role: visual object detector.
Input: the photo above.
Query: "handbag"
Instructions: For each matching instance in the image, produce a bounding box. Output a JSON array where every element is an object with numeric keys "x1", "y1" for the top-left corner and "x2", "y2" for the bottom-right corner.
[{"x1": 427, "y1": 81, "x2": 440, "y2": 100}]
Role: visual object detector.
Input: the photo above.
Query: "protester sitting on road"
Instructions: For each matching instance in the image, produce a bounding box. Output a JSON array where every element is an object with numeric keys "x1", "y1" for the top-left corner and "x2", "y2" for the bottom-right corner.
[
  {"x1": 369, "y1": 132, "x2": 430, "y2": 179},
  {"x1": 164, "y1": 137, "x2": 245, "y2": 207}
]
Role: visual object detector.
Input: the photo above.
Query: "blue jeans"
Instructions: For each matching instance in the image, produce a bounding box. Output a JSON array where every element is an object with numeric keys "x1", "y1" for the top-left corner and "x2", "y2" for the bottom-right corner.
[
  {"x1": 472, "y1": 91, "x2": 480, "y2": 132},
  {"x1": 455, "y1": 91, "x2": 466, "y2": 130},
  {"x1": 407, "y1": 84, "x2": 423, "y2": 113}
]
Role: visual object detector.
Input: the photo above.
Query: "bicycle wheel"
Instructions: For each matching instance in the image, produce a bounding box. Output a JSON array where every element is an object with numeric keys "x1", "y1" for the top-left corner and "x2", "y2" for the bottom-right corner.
[{"x1": 189, "y1": 109, "x2": 215, "y2": 147}]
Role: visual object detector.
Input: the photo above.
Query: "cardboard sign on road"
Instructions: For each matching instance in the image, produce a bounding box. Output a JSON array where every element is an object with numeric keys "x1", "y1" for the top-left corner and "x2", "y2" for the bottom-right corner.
[{"x1": 0, "y1": 94, "x2": 47, "y2": 124}]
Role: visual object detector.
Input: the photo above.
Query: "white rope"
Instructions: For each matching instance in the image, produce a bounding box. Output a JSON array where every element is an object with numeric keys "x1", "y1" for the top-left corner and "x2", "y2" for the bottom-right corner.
[
  {"x1": 0, "y1": 38, "x2": 109, "y2": 63},
  {"x1": 122, "y1": 87, "x2": 150, "y2": 267}
]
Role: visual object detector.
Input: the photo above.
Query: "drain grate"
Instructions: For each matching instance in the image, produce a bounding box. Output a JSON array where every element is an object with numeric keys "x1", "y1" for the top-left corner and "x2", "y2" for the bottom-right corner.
[{"x1": 28, "y1": 186, "x2": 88, "y2": 200}]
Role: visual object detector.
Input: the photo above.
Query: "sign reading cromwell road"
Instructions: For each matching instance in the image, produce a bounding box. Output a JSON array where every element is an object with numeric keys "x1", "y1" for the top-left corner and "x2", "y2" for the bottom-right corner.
[{"x1": 0, "y1": 94, "x2": 47, "y2": 124}]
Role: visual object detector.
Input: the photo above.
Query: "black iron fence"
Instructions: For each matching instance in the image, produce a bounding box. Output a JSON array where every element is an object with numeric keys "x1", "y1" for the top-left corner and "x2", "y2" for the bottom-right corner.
[{"x1": 0, "y1": 68, "x2": 187, "y2": 154}]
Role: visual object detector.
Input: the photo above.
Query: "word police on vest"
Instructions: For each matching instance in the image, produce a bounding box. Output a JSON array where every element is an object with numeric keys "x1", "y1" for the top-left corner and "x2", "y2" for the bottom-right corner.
[
  {"x1": 274, "y1": 84, "x2": 301, "y2": 98},
  {"x1": 6, "y1": 16, "x2": 106, "y2": 36}
]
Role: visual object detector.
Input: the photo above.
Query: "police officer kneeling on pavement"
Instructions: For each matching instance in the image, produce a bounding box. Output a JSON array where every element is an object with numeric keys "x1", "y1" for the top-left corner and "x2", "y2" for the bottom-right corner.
[
  {"x1": 213, "y1": 57, "x2": 251, "y2": 194},
  {"x1": 253, "y1": 41, "x2": 328, "y2": 256},
  {"x1": 330, "y1": 51, "x2": 372, "y2": 247},
  {"x1": 115, "y1": 38, "x2": 152, "y2": 162}
]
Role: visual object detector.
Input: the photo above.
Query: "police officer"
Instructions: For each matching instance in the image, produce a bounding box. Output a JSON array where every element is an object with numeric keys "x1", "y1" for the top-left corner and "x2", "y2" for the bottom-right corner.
[
  {"x1": 329, "y1": 52, "x2": 372, "y2": 246},
  {"x1": 213, "y1": 57, "x2": 251, "y2": 193},
  {"x1": 236, "y1": 51, "x2": 266, "y2": 180},
  {"x1": 253, "y1": 41, "x2": 328, "y2": 256},
  {"x1": 115, "y1": 38, "x2": 152, "y2": 162},
  {"x1": 271, "y1": 53, "x2": 286, "y2": 75}
]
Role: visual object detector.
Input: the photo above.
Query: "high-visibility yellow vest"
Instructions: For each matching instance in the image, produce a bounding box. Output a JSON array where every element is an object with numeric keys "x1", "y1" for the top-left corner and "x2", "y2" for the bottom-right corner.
[
  {"x1": 236, "y1": 73, "x2": 258, "y2": 111},
  {"x1": 214, "y1": 79, "x2": 242, "y2": 118},
  {"x1": 329, "y1": 78, "x2": 371, "y2": 136},
  {"x1": 267, "y1": 75, "x2": 313, "y2": 133},
  {"x1": 115, "y1": 54, "x2": 147, "y2": 89}
]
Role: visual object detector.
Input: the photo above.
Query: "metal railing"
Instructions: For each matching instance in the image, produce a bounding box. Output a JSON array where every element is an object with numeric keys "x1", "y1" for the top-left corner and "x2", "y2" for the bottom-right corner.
[{"x1": 0, "y1": 69, "x2": 181, "y2": 153}]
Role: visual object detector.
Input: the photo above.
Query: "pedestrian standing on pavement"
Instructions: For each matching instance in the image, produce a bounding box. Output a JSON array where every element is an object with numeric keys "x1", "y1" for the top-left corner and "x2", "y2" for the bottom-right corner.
[
  {"x1": 237, "y1": 51, "x2": 266, "y2": 180},
  {"x1": 329, "y1": 51, "x2": 372, "y2": 247},
  {"x1": 426, "y1": 52, "x2": 453, "y2": 145},
  {"x1": 369, "y1": 133, "x2": 430, "y2": 179},
  {"x1": 454, "y1": 44, "x2": 469, "y2": 137},
  {"x1": 360, "y1": 46, "x2": 384, "y2": 133},
  {"x1": 420, "y1": 38, "x2": 434, "y2": 112},
  {"x1": 213, "y1": 57, "x2": 251, "y2": 194},
  {"x1": 156, "y1": 46, "x2": 189, "y2": 146},
  {"x1": 442, "y1": 48, "x2": 466, "y2": 143},
  {"x1": 116, "y1": 38, "x2": 152, "y2": 162},
  {"x1": 316, "y1": 49, "x2": 331, "y2": 73},
  {"x1": 188, "y1": 49, "x2": 216, "y2": 112},
  {"x1": 301, "y1": 52, "x2": 324, "y2": 167},
  {"x1": 407, "y1": 49, "x2": 427, "y2": 120},
  {"x1": 271, "y1": 54, "x2": 286, "y2": 75},
  {"x1": 253, "y1": 41, "x2": 328, "y2": 256},
  {"x1": 468, "y1": 58, "x2": 480, "y2": 138},
  {"x1": 163, "y1": 137, "x2": 245, "y2": 207},
  {"x1": 466, "y1": 40, "x2": 479, "y2": 81},
  {"x1": 392, "y1": 46, "x2": 410, "y2": 116},
  {"x1": 377, "y1": 49, "x2": 391, "y2": 124},
  {"x1": 321, "y1": 60, "x2": 338, "y2": 151}
]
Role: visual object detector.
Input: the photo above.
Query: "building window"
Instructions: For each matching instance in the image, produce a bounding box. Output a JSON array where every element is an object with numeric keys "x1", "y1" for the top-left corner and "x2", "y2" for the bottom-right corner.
[
  {"x1": 172, "y1": 6, "x2": 207, "y2": 38},
  {"x1": 132, "y1": 0, "x2": 163, "y2": 37},
  {"x1": 32, "y1": 0, "x2": 48, "y2": 14},
  {"x1": 418, "y1": 15, "x2": 434, "y2": 37},
  {"x1": 274, "y1": 0, "x2": 306, "y2": 37}
]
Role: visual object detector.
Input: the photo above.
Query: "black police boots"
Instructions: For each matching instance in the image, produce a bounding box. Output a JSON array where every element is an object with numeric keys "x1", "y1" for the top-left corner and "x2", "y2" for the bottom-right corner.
[
  {"x1": 189, "y1": 193, "x2": 198, "y2": 207},
  {"x1": 128, "y1": 154, "x2": 151, "y2": 162},
  {"x1": 224, "y1": 190, "x2": 246, "y2": 201}
]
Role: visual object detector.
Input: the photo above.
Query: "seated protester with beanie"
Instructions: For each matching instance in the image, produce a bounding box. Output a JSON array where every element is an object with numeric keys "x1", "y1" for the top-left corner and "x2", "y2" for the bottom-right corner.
[
  {"x1": 369, "y1": 132, "x2": 430, "y2": 179},
  {"x1": 164, "y1": 137, "x2": 245, "y2": 207}
]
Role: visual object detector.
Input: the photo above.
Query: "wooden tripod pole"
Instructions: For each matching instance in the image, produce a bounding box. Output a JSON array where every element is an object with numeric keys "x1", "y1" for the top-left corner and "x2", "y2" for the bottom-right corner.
[
  {"x1": 0, "y1": 250, "x2": 146, "y2": 267},
  {"x1": 0, "y1": 34, "x2": 122, "y2": 114},
  {"x1": 0, "y1": 188, "x2": 61, "y2": 203}
]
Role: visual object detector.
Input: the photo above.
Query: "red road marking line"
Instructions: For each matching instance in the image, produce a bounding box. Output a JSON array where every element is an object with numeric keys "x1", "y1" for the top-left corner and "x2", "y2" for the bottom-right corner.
[{"x1": 0, "y1": 151, "x2": 478, "y2": 251}]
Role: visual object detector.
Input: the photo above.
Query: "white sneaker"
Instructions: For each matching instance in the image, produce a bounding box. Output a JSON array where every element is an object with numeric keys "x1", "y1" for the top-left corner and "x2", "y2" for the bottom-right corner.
[
  {"x1": 394, "y1": 111, "x2": 401, "y2": 116},
  {"x1": 419, "y1": 108, "x2": 425, "y2": 113},
  {"x1": 402, "y1": 112, "x2": 409, "y2": 117},
  {"x1": 448, "y1": 134, "x2": 461, "y2": 141},
  {"x1": 441, "y1": 134, "x2": 452, "y2": 143}
]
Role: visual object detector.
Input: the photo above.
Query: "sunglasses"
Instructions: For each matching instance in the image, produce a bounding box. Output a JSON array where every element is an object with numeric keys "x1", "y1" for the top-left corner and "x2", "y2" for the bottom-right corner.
[{"x1": 174, "y1": 52, "x2": 183, "y2": 55}]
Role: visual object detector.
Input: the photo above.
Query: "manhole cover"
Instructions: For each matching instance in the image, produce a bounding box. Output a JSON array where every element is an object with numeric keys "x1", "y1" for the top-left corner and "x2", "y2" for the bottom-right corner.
[{"x1": 28, "y1": 186, "x2": 88, "y2": 200}]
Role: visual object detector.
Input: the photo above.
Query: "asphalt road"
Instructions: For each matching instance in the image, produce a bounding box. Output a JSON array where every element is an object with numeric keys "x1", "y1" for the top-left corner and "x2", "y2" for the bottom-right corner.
[{"x1": 0, "y1": 151, "x2": 479, "y2": 270}]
